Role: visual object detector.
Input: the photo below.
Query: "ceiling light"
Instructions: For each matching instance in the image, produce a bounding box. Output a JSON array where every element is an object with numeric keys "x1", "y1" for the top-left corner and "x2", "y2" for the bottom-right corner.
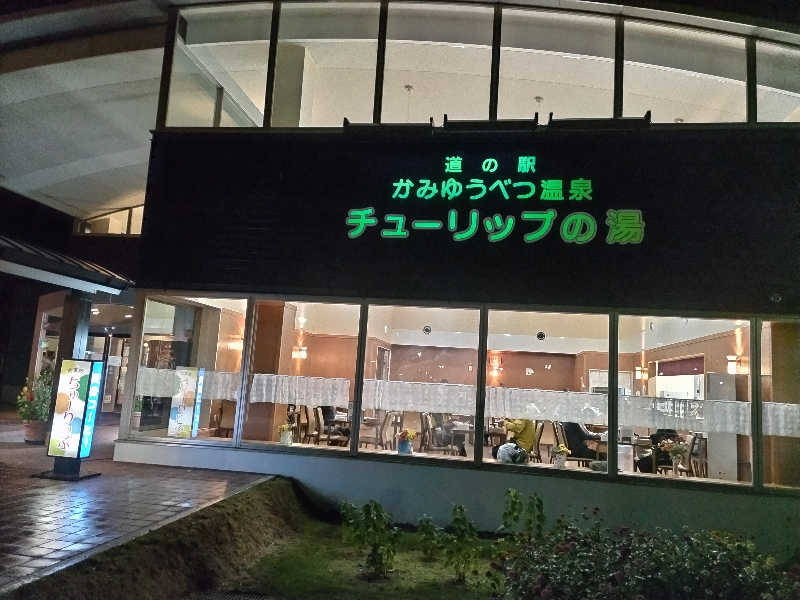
[
  {"x1": 124, "y1": 314, "x2": 132, "y2": 319},
  {"x1": 91, "y1": 308, "x2": 100, "y2": 315}
]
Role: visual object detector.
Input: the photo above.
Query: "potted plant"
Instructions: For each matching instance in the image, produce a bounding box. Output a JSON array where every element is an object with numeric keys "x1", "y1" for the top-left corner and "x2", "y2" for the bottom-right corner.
[
  {"x1": 396, "y1": 429, "x2": 415, "y2": 454},
  {"x1": 16, "y1": 370, "x2": 53, "y2": 445},
  {"x1": 279, "y1": 423, "x2": 293, "y2": 445},
  {"x1": 659, "y1": 438, "x2": 690, "y2": 475},
  {"x1": 131, "y1": 396, "x2": 143, "y2": 430},
  {"x1": 551, "y1": 443, "x2": 571, "y2": 469}
]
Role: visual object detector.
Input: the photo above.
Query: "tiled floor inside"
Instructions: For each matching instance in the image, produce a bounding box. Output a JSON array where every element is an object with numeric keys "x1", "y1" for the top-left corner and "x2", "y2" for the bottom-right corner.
[{"x1": 0, "y1": 415, "x2": 264, "y2": 595}]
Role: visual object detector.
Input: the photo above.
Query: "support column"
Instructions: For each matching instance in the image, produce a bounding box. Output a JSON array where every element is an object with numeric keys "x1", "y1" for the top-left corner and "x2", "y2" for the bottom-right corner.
[{"x1": 51, "y1": 291, "x2": 92, "y2": 479}]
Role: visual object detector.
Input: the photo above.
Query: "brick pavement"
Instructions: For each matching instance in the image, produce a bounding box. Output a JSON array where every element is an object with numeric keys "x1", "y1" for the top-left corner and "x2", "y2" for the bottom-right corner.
[{"x1": 0, "y1": 415, "x2": 265, "y2": 595}]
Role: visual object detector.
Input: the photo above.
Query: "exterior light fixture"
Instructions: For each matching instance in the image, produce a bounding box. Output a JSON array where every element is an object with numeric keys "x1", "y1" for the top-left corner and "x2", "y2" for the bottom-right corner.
[
  {"x1": 291, "y1": 346, "x2": 308, "y2": 360},
  {"x1": 635, "y1": 366, "x2": 642, "y2": 379},
  {"x1": 726, "y1": 355, "x2": 739, "y2": 375}
]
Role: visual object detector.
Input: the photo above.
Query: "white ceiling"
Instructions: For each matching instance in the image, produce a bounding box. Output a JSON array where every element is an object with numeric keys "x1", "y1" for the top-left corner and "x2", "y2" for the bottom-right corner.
[
  {"x1": 0, "y1": 48, "x2": 162, "y2": 217},
  {"x1": 1, "y1": 34, "x2": 798, "y2": 218},
  {"x1": 290, "y1": 302, "x2": 743, "y2": 355}
]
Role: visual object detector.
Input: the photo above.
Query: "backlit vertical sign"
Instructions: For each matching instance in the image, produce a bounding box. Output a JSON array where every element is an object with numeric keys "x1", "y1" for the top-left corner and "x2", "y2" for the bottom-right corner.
[
  {"x1": 190, "y1": 368, "x2": 205, "y2": 438},
  {"x1": 168, "y1": 367, "x2": 200, "y2": 438},
  {"x1": 79, "y1": 361, "x2": 104, "y2": 458},
  {"x1": 49, "y1": 359, "x2": 104, "y2": 459}
]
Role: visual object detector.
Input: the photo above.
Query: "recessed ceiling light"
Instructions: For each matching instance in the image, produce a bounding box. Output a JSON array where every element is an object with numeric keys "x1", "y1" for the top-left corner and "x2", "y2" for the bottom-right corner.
[{"x1": 124, "y1": 314, "x2": 133, "y2": 319}]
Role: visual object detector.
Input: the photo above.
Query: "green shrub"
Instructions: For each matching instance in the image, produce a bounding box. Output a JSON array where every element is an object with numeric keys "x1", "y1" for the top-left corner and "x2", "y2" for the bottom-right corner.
[
  {"x1": 16, "y1": 370, "x2": 53, "y2": 421},
  {"x1": 340, "y1": 500, "x2": 400, "y2": 579},
  {"x1": 499, "y1": 507, "x2": 800, "y2": 600},
  {"x1": 418, "y1": 515, "x2": 445, "y2": 560},
  {"x1": 443, "y1": 505, "x2": 479, "y2": 584}
]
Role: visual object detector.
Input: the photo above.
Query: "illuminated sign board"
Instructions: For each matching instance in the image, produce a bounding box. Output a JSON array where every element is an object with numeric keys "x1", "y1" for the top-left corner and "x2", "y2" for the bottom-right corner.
[
  {"x1": 79, "y1": 361, "x2": 103, "y2": 458},
  {"x1": 190, "y1": 368, "x2": 206, "y2": 438},
  {"x1": 346, "y1": 155, "x2": 644, "y2": 245},
  {"x1": 167, "y1": 367, "x2": 202, "y2": 438},
  {"x1": 49, "y1": 359, "x2": 104, "y2": 459}
]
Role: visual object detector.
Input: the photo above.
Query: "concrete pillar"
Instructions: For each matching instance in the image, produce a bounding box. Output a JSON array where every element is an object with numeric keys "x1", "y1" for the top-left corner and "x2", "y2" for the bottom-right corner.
[
  {"x1": 271, "y1": 43, "x2": 308, "y2": 127},
  {"x1": 57, "y1": 292, "x2": 92, "y2": 363}
]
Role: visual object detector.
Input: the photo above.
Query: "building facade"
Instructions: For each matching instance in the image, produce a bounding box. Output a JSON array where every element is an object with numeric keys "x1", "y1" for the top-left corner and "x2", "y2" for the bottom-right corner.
[{"x1": 4, "y1": 0, "x2": 800, "y2": 556}]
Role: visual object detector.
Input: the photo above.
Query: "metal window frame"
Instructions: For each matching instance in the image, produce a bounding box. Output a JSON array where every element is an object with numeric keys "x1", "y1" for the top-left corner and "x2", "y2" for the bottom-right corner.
[{"x1": 155, "y1": 0, "x2": 800, "y2": 132}]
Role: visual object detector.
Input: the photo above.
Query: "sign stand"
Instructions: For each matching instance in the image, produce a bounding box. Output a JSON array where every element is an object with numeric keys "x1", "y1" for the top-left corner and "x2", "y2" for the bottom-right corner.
[{"x1": 35, "y1": 359, "x2": 104, "y2": 482}]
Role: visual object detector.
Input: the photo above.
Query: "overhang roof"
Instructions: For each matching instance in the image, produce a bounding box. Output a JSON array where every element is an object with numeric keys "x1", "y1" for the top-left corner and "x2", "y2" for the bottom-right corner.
[{"x1": 0, "y1": 234, "x2": 134, "y2": 294}]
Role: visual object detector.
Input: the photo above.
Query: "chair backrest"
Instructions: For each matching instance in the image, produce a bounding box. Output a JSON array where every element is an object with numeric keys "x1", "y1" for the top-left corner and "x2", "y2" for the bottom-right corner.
[
  {"x1": 378, "y1": 411, "x2": 397, "y2": 445},
  {"x1": 682, "y1": 434, "x2": 695, "y2": 469},
  {"x1": 553, "y1": 421, "x2": 568, "y2": 449},
  {"x1": 219, "y1": 400, "x2": 236, "y2": 429},
  {"x1": 532, "y1": 420, "x2": 545, "y2": 460},
  {"x1": 314, "y1": 407, "x2": 325, "y2": 433},
  {"x1": 690, "y1": 435, "x2": 708, "y2": 477},
  {"x1": 419, "y1": 412, "x2": 432, "y2": 449}
]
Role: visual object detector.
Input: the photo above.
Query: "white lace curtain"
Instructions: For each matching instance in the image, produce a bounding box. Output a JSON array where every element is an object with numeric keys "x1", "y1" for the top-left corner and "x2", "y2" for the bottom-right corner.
[{"x1": 135, "y1": 368, "x2": 800, "y2": 437}]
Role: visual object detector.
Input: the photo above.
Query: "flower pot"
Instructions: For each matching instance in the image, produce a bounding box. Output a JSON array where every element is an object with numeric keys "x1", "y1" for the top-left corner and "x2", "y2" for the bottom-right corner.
[
  {"x1": 131, "y1": 411, "x2": 142, "y2": 431},
  {"x1": 553, "y1": 454, "x2": 567, "y2": 469},
  {"x1": 397, "y1": 439, "x2": 413, "y2": 455},
  {"x1": 23, "y1": 420, "x2": 47, "y2": 445},
  {"x1": 280, "y1": 431, "x2": 293, "y2": 445}
]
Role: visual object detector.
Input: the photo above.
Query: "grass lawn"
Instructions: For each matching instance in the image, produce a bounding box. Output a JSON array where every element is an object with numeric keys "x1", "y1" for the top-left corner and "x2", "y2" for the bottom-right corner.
[{"x1": 236, "y1": 520, "x2": 493, "y2": 600}]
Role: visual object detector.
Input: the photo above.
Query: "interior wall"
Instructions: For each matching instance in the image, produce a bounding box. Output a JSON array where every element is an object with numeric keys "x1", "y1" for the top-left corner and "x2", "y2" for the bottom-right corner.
[
  {"x1": 389, "y1": 344, "x2": 477, "y2": 385},
  {"x1": 643, "y1": 328, "x2": 750, "y2": 377},
  {"x1": 487, "y1": 350, "x2": 575, "y2": 391}
]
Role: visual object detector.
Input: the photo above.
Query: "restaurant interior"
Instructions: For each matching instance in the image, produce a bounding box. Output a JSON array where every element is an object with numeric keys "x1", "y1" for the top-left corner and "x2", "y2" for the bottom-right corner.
[{"x1": 130, "y1": 295, "x2": 800, "y2": 486}]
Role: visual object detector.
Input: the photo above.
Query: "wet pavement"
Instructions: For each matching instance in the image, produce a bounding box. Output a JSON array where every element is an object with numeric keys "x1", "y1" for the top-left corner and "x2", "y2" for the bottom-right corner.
[{"x1": 0, "y1": 414, "x2": 265, "y2": 595}]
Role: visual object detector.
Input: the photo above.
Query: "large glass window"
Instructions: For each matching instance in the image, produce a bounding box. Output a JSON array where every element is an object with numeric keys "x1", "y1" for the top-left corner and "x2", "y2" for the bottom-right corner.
[
  {"x1": 358, "y1": 305, "x2": 479, "y2": 460},
  {"x1": 271, "y1": 2, "x2": 379, "y2": 127},
  {"x1": 485, "y1": 310, "x2": 609, "y2": 470},
  {"x1": 167, "y1": 3, "x2": 271, "y2": 127},
  {"x1": 132, "y1": 296, "x2": 246, "y2": 441},
  {"x1": 499, "y1": 10, "x2": 614, "y2": 120},
  {"x1": 242, "y1": 301, "x2": 360, "y2": 450},
  {"x1": 761, "y1": 321, "x2": 800, "y2": 487},
  {"x1": 382, "y1": 3, "x2": 493, "y2": 124},
  {"x1": 618, "y1": 316, "x2": 751, "y2": 484},
  {"x1": 624, "y1": 21, "x2": 746, "y2": 123},
  {"x1": 757, "y1": 41, "x2": 800, "y2": 123}
]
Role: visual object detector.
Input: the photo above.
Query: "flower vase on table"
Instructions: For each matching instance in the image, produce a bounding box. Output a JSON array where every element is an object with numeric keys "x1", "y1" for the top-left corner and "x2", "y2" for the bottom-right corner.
[
  {"x1": 396, "y1": 429, "x2": 415, "y2": 455},
  {"x1": 279, "y1": 424, "x2": 293, "y2": 446},
  {"x1": 552, "y1": 444, "x2": 570, "y2": 469}
]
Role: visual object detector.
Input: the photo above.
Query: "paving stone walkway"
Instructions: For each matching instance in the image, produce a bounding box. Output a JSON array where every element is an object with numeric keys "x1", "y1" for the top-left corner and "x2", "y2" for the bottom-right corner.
[{"x1": 0, "y1": 415, "x2": 265, "y2": 595}]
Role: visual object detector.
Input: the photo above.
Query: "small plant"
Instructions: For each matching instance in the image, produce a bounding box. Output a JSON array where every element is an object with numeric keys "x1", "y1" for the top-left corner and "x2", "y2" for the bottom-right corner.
[
  {"x1": 417, "y1": 515, "x2": 445, "y2": 560},
  {"x1": 16, "y1": 370, "x2": 53, "y2": 421},
  {"x1": 488, "y1": 489, "x2": 545, "y2": 595},
  {"x1": 340, "y1": 500, "x2": 400, "y2": 579},
  {"x1": 551, "y1": 443, "x2": 571, "y2": 456},
  {"x1": 658, "y1": 438, "x2": 689, "y2": 459},
  {"x1": 278, "y1": 423, "x2": 293, "y2": 433},
  {"x1": 443, "y1": 504, "x2": 479, "y2": 584},
  {"x1": 396, "y1": 429, "x2": 416, "y2": 442}
]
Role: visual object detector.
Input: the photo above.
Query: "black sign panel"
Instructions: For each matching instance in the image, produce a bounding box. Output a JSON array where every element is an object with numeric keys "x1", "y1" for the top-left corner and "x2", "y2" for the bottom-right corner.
[{"x1": 143, "y1": 127, "x2": 800, "y2": 314}]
